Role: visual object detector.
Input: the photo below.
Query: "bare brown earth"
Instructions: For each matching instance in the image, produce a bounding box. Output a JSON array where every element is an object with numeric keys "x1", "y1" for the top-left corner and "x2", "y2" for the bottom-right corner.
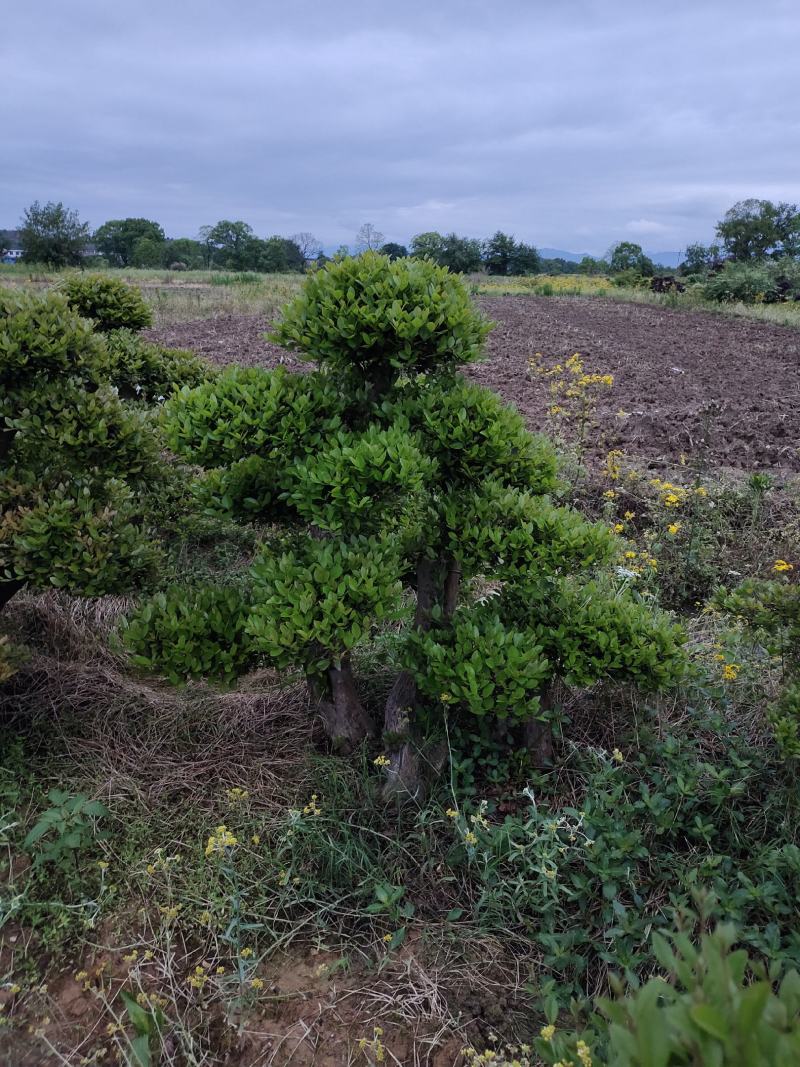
[{"x1": 147, "y1": 295, "x2": 800, "y2": 472}]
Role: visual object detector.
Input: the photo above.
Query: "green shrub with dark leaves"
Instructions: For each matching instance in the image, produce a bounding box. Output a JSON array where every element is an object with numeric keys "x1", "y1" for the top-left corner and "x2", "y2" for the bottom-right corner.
[
  {"x1": 0, "y1": 291, "x2": 159, "y2": 676},
  {"x1": 105, "y1": 328, "x2": 213, "y2": 401},
  {"x1": 702, "y1": 257, "x2": 800, "y2": 304},
  {"x1": 159, "y1": 254, "x2": 685, "y2": 783},
  {"x1": 62, "y1": 273, "x2": 152, "y2": 331},
  {"x1": 713, "y1": 575, "x2": 800, "y2": 757},
  {"x1": 165, "y1": 366, "x2": 344, "y2": 467},
  {"x1": 407, "y1": 610, "x2": 551, "y2": 721},
  {"x1": 124, "y1": 585, "x2": 256, "y2": 685}
]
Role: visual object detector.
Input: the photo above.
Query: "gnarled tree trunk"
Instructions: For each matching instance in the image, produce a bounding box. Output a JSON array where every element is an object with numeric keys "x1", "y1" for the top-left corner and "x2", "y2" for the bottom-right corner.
[
  {"x1": 523, "y1": 683, "x2": 556, "y2": 767},
  {"x1": 307, "y1": 655, "x2": 375, "y2": 754},
  {"x1": 382, "y1": 556, "x2": 461, "y2": 802}
]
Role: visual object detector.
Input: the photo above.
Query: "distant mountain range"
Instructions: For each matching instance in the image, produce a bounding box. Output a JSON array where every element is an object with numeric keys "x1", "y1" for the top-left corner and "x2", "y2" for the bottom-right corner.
[{"x1": 540, "y1": 247, "x2": 683, "y2": 268}]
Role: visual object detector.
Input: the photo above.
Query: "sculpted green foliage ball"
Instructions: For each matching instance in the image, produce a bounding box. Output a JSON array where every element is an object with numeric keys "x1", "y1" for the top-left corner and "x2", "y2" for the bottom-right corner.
[
  {"x1": 247, "y1": 535, "x2": 401, "y2": 675},
  {"x1": 271, "y1": 251, "x2": 492, "y2": 390},
  {"x1": 62, "y1": 273, "x2": 153, "y2": 332},
  {"x1": 124, "y1": 585, "x2": 256, "y2": 686}
]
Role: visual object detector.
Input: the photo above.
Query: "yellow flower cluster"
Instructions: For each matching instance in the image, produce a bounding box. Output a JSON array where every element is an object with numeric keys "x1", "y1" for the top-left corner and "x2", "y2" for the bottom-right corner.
[
  {"x1": 722, "y1": 663, "x2": 740, "y2": 682},
  {"x1": 529, "y1": 353, "x2": 614, "y2": 432},
  {"x1": 225, "y1": 787, "x2": 250, "y2": 805},
  {"x1": 576, "y1": 1040, "x2": 593, "y2": 1066},
  {"x1": 774, "y1": 559, "x2": 794, "y2": 573},
  {"x1": 358, "y1": 1026, "x2": 386, "y2": 1063},
  {"x1": 604, "y1": 449, "x2": 624, "y2": 481},
  {"x1": 302, "y1": 794, "x2": 322, "y2": 816},
  {"x1": 188, "y1": 964, "x2": 209, "y2": 990},
  {"x1": 373, "y1": 754, "x2": 391, "y2": 768},
  {"x1": 618, "y1": 548, "x2": 658, "y2": 575},
  {"x1": 205, "y1": 825, "x2": 238, "y2": 857}
]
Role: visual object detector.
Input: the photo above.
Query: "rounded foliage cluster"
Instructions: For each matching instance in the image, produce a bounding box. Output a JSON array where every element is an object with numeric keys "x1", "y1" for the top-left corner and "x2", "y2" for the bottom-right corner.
[
  {"x1": 105, "y1": 328, "x2": 213, "y2": 401},
  {"x1": 123, "y1": 585, "x2": 256, "y2": 685},
  {"x1": 271, "y1": 251, "x2": 492, "y2": 390},
  {"x1": 62, "y1": 273, "x2": 152, "y2": 332},
  {"x1": 407, "y1": 610, "x2": 551, "y2": 721},
  {"x1": 247, "y1": 535, "x2": 401, "y2": 674}
]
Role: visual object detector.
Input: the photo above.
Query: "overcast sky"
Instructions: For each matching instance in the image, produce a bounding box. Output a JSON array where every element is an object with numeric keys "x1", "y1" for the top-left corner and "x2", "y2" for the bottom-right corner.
[{"x1": 3, "y1": 1, "x2": 799, "y2": 255}]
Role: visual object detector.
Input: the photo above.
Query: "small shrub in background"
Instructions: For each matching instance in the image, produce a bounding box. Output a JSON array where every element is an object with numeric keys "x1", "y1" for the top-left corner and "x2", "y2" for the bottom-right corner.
[
  {"x1": 123, "y1": 585, "x2": 258, "y2": 686},
  {"x1": 713, "y1": 566, "x2": 800, "y2": 757},
  {"x1": 0, "y1": 291, "x2": 159, "y2": 636},
  {"x1": 105, "y1": 327, "x2": 213, "y2": 401},
  {"x1": 702, "y1": 258, "x2": 800, "y2": 304},
  {"x1": 62, "y1": 272, "x2": 153, "y2": 331}
]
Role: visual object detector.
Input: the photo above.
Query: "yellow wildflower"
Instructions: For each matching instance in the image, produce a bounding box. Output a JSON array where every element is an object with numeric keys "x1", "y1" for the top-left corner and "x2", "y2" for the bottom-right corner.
[
  {"x1": 464, "y1": 831, "x2": 478, "y2": 846},
  {"x1": 540, "y1": 1024, "x2": 556, "y2": 1040},
  {"x1": 613, "y1": 523, "x2": 625, "y2": 534},
  {"x1": 373, "y1": 754, "x2": 391, "y2": 767},
  {"x1": 382, "y1": 933, "x2": 393, "y2": 943},
  {"x1": 577, "y1": 1040, "x2": 593, "y2": 1067},
  {"x1": 240, "y1": 947, "x2": 254, "y2": 959},
  {"x1": 205, "y1": 825, "x2": 238, "y2": 857},
  {"x1": 774, "y1": 559, "x2": 794, "y2": 573},
  {"x1": 97, "y1": 860, "x2": 109, "y2": 872},
  {"x1": 446, "y1": 807, "x2": 458, "y2": 818},
  {"x1": 667, "y1": 522, "x2": 681, "y2": 535},
  {"x1": 612, "y1": 748, "x2": 624, "y2": 763},
  {"x1": 302, "y1": 794, "x2": 321, "y2": 816},
  {"x1": 251, "y1": 834, "x2": 260, "y2": 845},
  {"x1": 722, "y1": 663, "x2": 740, "y2": 681},
  {"x1": 250, "y1": 977, "x2": 264, "y2": 991},
  {"x1": 603, "y1": 489, "x2": 617, "y2": 499}
]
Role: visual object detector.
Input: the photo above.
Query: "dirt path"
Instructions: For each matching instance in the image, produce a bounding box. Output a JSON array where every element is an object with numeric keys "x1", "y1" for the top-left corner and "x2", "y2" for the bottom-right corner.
[{"x1": 148, "y1": 296, "x2": 800, "y2": 472}]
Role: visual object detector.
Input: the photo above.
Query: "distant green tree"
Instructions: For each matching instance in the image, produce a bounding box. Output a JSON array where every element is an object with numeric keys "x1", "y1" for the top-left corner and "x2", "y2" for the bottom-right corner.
[
  {"x1": 94, "y1": 218, "x2": 165, "y2": 267},
  {"x1": 484, "y1": 232, "x2": 541, "y2": 275},
  {"x1": 162, "y1": 238, "x2": 205, "y2": 270},
  {"x1": 681, "y1": 242, "x2": 721, "y2": 274},
  {"x1": 19, "y1": 201, "x2": 90, "y2": 267},
  {"x1": 203, "y1": 220, "x2": 256, "y2": 270},
  {"x1": 609, "y1": 241, "x2": 655, "y2": 276},
  {"x1": 577, "y1": 256, "x2": 610, "y2": 275},
  {"x1": 484, "y1": 231, "x2": 517, "y2": 275},
  {"x1": 716, "y1": 199, "x2": 800, "y2": 262},
  {"x1": 130, "y1": 236, "x2": 165, "y2": 268},
  {"x1": 410, "y1": 231, "x2": 482, "y2": 273},
  {"x1": 509, "y1": 241, "x2": 541, "y2": 275},
  {"x1": 379, "y1": 242, "x2": 408, "y2": 260}
]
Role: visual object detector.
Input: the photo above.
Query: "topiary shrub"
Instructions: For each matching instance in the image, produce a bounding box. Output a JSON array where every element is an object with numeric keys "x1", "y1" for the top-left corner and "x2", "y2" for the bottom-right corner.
[
  {"x1": 123, "y1": 585, "x2": 257, "y2": 686},
  {"x1": 61, "y1": 273, "x2": 152, "y2": 332},
  {"x1": 105, "y1": 328, "x2": 214, "y2": 401},
  {"x1": 0, "y1": 290, "x2": 159, "y2": 676},
  {"x1": 159, "y1": 253, "x2": 686, "y2": 795}
]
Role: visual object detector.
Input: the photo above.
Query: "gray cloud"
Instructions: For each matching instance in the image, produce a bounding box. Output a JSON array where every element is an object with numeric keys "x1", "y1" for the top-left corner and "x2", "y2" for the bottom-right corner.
[{"x1": 3, "y1": 0, "x2": 799, "y2": 254}]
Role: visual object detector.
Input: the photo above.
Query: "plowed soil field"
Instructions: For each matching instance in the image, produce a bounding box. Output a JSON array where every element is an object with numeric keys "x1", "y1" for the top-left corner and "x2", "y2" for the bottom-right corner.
[{"x1": 148, "y1": 295, "x2": 800, "y2": 472}]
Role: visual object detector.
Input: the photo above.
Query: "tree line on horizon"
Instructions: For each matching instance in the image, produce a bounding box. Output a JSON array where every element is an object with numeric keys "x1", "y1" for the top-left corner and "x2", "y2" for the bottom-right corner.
[{"x1": 3, "y1": 198, "x2": 799, "y2": 277}]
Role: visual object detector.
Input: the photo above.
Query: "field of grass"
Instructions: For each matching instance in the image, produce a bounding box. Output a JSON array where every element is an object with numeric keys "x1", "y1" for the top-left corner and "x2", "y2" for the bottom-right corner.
[
  {"x1": 5, "y1": 263, "x2": 800, "y2": 332},
  {"x1": 0, "y1": 265, "x2": 303, "y2": 327}
]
